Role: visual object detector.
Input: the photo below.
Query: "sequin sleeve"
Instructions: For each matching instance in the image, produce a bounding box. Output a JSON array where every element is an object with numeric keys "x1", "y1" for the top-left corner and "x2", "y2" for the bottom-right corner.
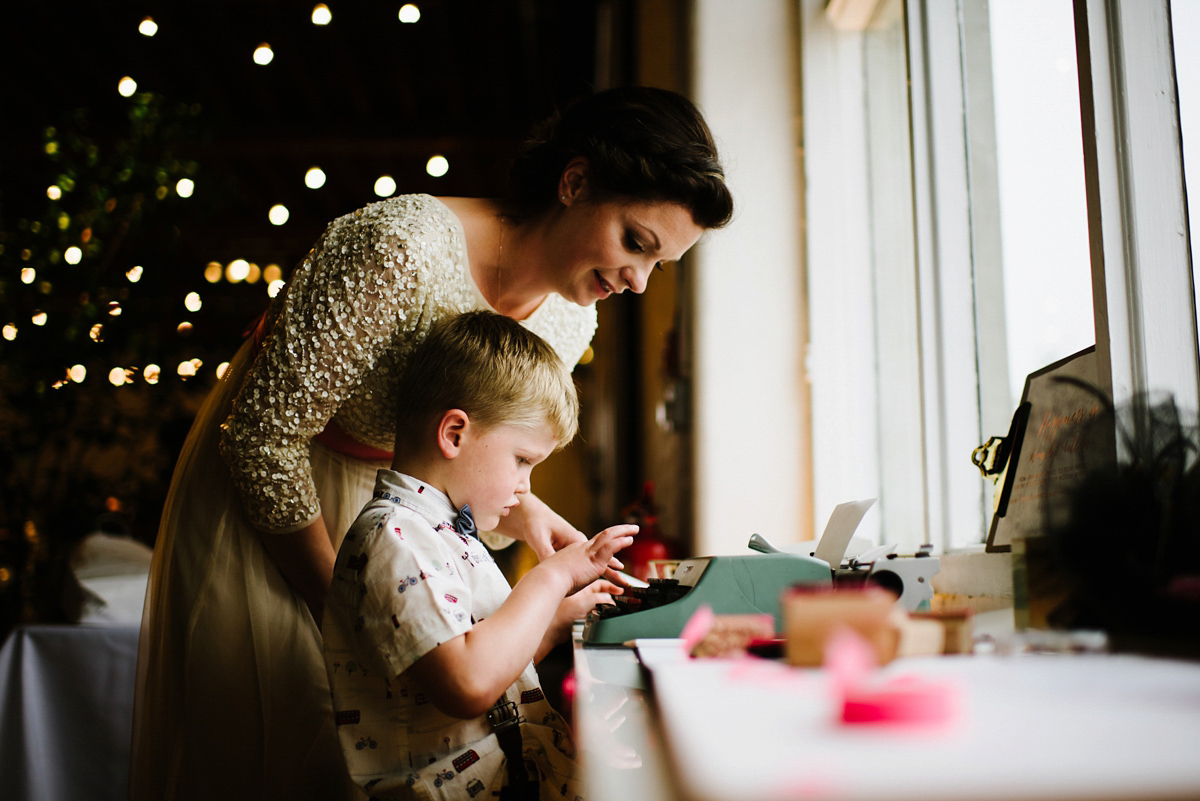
[{"x1": 219, "y1": 199, "x2": 445, "y2": 533}]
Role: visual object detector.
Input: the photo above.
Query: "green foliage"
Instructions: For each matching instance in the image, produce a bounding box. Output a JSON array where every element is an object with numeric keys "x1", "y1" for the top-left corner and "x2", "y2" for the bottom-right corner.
[
  {"x1": 0, "y1": 92, "x2": 202, "y2": 393},
  {"x1": 0, "y1": 92, "x2": 208, "y2": 629}
]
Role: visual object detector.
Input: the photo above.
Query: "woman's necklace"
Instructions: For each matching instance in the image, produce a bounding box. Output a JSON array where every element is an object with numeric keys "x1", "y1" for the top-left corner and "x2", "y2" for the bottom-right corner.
[{"x1": 495, "y1": 216, "x2": 505, "y2": 308}]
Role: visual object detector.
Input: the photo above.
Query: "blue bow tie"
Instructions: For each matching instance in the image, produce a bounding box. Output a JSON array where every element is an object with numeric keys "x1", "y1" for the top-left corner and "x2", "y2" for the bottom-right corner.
[{"x1": 454, "y1": 504, "x2": 478, "y2": 540}]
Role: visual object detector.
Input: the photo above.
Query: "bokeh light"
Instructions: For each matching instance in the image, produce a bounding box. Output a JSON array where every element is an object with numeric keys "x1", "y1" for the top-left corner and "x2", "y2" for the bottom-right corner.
[
  {"x1": 205, "y1": 262, "x2": 223, "y2": 283},
  {"x1": 108, "y1": 302, "x2": 122, "y2": 317},
  {"x1": 246, "y1": 262, "x2": 262, "y2": 283},
  {"x1": 64, "y1": 246, "x2": 82, "y2": 264},
  {"x1": 89, "y1": 324, "x2": 104, "y2": 342},
  {"x1": 426, "y1": 155, "x2": 449, "y2": 177},
  {"x1": 184, "y1": 292, "x2": 202, "y2": 312},
  {"x1": 399, "y1": 4, "x2": 421, "y2": 23},
  {"x1": 263, "y1": 264, "x2": 283, "y2": 283},
  {"x1": 127, "y1": 265, "x2": 143, "y2": 283},
  {"x1": 69, "y1": 364, "x2": 87, "y2": 383},
  {"x1": 177, "y1": 321, "x2": 194, "y2": 335},
  {"x1": 177, "y1": 361, "x2": 197, "y2": 379},
  {"x1": 144, "y1": 364, "x2": 161, "y2": 384},
  {"x1": 139, "y1": 17, "x2": 158, "y2": 36},
  {"x1": 217, "y1": 362, "x2": 231, "y2": 379},
  {"x1": 305, "y1": 166, "x2": 327, "y2": 189},
  {"x1": 118, "y1": 76, "x2": 137, "y2": 97},
  {"x1": 269, "y1": 204, "x2": 290, "y2": 225},
  {"x1": 3, "y1": 325, "x2": 17, "y2": 341},
  {"x1": 46, "y1": 186, "x2": 61, "y2": 200},
  {"x1": 109, "y1": 367, "x2": 128, "y2": 386},
  {"x1": 20, "y1": 268, "x2": 35, "y2": 284},
  {"x1": 32, "y1": 311, "x2": 47, "y2": 326},
  {"x1": 253, "y1": 43, "x2": 274, "y2": 65},
  {"x1": 176, "y1": 178, "x2": 195, "y2": 198},
  {"x1": 374, "y1": 175, "x2": 397, "y2": 197},
  {"x1": 312, "y1": 4, "x2": 332, "y2": 25},
  {"x1": 226, "y1": 259, "x2": 250, "y2": 283},
  {"x1": 267, "y1": 279, "x2": 286, "y2": 298}
]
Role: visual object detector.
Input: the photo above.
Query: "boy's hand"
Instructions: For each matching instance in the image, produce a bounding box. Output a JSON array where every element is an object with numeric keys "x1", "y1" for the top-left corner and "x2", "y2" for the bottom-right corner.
[
  {"x1": 538, "y1": 579, "x2": 625, "y2": 658},
  {"x1": 562, "y1": 579, "x2": 624, "y2": 621},
  {"x1": 544, "y1": 524, "x2": 638, "y2": 596}
]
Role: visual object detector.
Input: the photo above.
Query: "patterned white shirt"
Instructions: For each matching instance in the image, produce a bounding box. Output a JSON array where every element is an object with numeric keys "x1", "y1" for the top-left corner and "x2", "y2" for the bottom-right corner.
[{"x1": 323, "y1": 469, "x2": 583, "y2": 800}]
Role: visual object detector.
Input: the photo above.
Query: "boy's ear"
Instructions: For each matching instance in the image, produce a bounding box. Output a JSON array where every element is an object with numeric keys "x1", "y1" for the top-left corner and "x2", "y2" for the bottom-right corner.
[{"x1": 435, "y1": 409, "x2": 471, "y2": 459}]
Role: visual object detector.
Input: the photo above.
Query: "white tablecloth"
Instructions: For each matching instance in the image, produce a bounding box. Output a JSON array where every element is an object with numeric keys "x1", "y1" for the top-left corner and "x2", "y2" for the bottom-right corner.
[{"x1": 0, "y1": 624, "x2": 139, "y2": 801}]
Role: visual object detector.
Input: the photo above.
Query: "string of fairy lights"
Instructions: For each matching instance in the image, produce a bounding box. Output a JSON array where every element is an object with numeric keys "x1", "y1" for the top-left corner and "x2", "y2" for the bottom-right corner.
[{"x1": 11, "y1": 3, "x2": 454, "y2": 392}]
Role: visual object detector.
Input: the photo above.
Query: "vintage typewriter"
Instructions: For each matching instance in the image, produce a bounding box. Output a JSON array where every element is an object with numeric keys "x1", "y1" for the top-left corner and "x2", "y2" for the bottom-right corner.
[
  {"x1": 582, "y1": 537, "x2": 832, "y2": 645},
  {"x1": 582, "y1": 506, "x2": 941, "y2": 644}
]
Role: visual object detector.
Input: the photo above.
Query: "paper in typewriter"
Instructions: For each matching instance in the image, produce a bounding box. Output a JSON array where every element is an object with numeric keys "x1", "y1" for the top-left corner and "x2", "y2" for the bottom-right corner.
[{"x1": 812, "y1": 498, "x2": 876, "y2": 568}]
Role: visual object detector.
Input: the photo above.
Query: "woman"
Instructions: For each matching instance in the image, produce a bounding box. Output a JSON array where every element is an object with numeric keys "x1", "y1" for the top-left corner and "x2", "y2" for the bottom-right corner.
[{"x1": 130, "y1": 86, "x2": 732, "y2": 801}]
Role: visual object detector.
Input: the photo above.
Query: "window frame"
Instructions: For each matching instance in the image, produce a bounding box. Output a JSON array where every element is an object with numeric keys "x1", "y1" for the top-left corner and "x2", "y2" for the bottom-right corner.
[
  {"x1": 800, "y1": 0, "x2": 1198, "y2": 560},
  {"x1": 1074, "y1": 0, "x2": 1199, "y2": 420}
]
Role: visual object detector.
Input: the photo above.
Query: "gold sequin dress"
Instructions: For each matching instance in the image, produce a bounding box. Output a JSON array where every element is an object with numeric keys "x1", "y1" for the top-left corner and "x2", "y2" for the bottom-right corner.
[{"x1": 130, "y1": 195, "x2": 596, "y2": 801}]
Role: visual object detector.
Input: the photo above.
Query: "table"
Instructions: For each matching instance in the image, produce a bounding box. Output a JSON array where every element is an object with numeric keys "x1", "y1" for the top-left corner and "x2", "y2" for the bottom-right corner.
[
  {"x1": 574, "y1": 635, "x2": 1200, "y2": 801},
  {"x1": 0, "y1": 624, "x2": 139, "y2": 801}
]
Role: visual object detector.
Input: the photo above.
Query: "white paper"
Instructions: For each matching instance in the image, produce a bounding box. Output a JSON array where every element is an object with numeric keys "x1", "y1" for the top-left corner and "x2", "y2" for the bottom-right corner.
[{"x1": 812, "y1": 498, "x2": 877, "y2": 568}]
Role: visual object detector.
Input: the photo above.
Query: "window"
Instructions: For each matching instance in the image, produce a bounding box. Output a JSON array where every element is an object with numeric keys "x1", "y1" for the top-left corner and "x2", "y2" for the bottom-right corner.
[
  {"x1": 989, "y1": 0, "x2": 1093, "y2": 407},
  {"x1": 1171, "y1": 0, "x2": 1200, "y2": 347},
  {"x1": 803, "y1": 0, "x2": 1197, "y2": 552}
]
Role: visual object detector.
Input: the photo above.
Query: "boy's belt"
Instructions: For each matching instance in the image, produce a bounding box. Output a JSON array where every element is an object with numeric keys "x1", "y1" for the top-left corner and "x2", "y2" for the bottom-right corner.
[{"x1": 487, "y1": 696, "x2": 536, "y2": 800}]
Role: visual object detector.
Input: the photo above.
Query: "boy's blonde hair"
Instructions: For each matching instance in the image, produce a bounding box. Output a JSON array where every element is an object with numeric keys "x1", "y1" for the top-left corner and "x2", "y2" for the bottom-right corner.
[{"x1": 394, "y1": 310, "x2": 579, "y2": 453}]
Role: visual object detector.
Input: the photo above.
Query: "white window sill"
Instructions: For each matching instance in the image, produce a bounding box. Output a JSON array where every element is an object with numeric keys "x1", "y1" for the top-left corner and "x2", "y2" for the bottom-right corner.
[{"x1": 931, "y1": 546, "x2": 1013, "y2": 612}]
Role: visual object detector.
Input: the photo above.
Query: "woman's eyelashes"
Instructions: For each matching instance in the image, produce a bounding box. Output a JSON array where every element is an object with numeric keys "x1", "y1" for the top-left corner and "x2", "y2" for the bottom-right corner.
[{"x1": 626, "y1": 230, "x2": 664, "y2": 271}]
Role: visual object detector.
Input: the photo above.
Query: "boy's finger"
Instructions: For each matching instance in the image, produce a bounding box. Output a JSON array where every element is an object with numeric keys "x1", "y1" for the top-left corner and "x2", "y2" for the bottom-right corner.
[
  {"x1": 605, "y1": 571, "x2": 634, "y2": 589},
  {"x1": 596, "y1": 524, "x2": 639, "y2": 539},
  {"x1": 602, "y1": 535, "x2": 635, "y2": 557},
  {"x1": 601, "y1": 567, "x2": 625, "y2": 584}
]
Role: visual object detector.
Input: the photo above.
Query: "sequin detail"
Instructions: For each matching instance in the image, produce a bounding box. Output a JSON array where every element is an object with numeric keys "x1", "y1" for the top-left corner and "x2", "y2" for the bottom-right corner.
[{"x1": 219, "y1": 194, "x2": 597, "y2": 532}]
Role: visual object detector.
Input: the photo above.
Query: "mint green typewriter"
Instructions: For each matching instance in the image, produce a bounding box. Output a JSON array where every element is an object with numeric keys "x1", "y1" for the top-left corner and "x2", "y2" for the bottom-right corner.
[{"x1": 581, "y1": 544, "x2": 832, "y2": 645}]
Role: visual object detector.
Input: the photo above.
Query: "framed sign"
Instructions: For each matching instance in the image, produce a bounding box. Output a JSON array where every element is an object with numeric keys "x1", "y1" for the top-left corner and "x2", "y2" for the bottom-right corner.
[{"x1": 986, "y1": 346, "x2": 1114, "y2": 552}]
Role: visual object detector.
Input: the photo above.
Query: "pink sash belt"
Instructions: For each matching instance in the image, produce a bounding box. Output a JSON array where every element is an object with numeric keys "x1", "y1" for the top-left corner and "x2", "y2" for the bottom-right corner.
[{"x1": 312, "y1": 419, "x2": 394, "y2": 462}]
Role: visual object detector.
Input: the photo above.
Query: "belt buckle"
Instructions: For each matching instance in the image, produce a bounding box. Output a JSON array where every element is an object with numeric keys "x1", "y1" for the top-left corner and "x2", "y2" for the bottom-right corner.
[{"x1": 487, "y1": 698, "x2": 523, "y2": 732}]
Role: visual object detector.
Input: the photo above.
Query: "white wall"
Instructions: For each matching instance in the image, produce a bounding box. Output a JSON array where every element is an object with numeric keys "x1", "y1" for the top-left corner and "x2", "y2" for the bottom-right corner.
[{"x1": 690, "y1": 0, "x2": 809, "y2": 554}]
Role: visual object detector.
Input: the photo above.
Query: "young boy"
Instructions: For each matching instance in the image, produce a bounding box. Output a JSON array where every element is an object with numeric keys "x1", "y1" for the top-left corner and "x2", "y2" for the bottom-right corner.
[{"x1": 322, "y1": 310, "x2": 635, "y2": 800}]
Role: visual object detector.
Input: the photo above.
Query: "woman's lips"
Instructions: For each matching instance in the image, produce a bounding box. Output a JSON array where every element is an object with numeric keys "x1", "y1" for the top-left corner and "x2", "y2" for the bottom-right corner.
[{"x1": 594, "y1": 270, "x2": 615, "y2": 297}]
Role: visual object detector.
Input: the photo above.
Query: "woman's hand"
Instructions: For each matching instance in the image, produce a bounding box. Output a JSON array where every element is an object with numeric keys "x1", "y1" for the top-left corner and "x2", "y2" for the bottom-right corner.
[
  {"x1": 492, "y1": 492, "x2": 587, "y2": 561},
  {"x1": 256, "y1": 516, "x2": 336, "y2": 628}
]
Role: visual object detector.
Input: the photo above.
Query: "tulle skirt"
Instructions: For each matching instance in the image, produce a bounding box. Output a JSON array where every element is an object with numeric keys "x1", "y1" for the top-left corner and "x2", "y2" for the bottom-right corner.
[{"x1": 130, "y1": 337, "x2": 385, "y2": 801}]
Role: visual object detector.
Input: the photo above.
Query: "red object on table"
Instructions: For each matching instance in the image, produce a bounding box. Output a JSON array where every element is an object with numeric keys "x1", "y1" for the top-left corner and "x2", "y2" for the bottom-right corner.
[{"x1": 620, "y1": 481, "x2": 673, "y2": 581}]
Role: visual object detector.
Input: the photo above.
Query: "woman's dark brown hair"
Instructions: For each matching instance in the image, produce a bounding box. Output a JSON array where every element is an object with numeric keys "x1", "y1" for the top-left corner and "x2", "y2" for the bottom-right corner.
[{"x1": 510, "y1": 86, "x2": 733, "y2": 229}]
